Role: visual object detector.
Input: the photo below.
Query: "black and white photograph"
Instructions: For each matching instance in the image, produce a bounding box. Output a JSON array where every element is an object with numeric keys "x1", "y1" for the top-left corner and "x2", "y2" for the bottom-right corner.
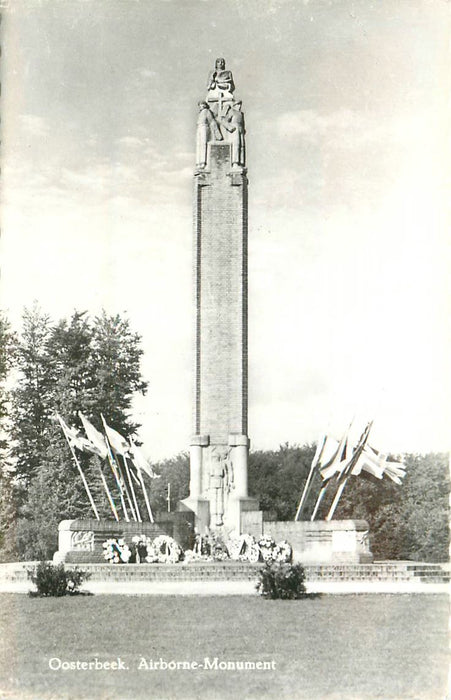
[{"x1": 0, "y1": 1, "x2": 449, "y2": 698}]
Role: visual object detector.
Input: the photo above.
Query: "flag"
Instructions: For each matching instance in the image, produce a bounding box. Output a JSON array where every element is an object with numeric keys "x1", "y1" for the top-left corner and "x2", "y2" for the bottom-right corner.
[
  {"x1": 129, "y1": 437, "x2": 160, "y2": 479},
  {"x1": 319, "y1": 433, "x2": 349, "y2": 481},
  {"x1": 352, "y1": 444, "x2": 406, "y2": 484},
  {"x1": 78, "y1": 412, "x2": 108, "y2": 459},
  {"x1": 341, "y1": 421, "x2": 373, "y2": 477},
  {"x1": 58, "y1": 415, "x2": 94, "y2": 453},
  {"x1": 101, "y1": 416, "x2": 130, "y2": 456}
]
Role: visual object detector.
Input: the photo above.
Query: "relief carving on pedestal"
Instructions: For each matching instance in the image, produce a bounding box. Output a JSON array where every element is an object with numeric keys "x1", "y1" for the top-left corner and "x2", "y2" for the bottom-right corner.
[{"x1": 71, "y1": 531, "x2": 95, "y2": 551}]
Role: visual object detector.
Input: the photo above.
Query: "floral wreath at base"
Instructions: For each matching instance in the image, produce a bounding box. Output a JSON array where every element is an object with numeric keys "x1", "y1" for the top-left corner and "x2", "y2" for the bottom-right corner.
[
  {"x1": 272, "y1": 540, "x2": 292, "y2": 563},
  {"x1": 258, "y1": 535, "x2": 277, "y2": 562},
  {"x1": 147, "y1": 535, "x2": 183, "y2": 564},
  {"x1": 130, "y1": 535, "x2": 154, "y2": 563},
  {"x1": 190, "y1": 533, "x2": 230, "y2": 562},
  {"x1": 227, "y1": 533, "x2": 260, "y2": 563},
  {"x1": 102, "y1": 538, "x2": 131, "y2": 564}
]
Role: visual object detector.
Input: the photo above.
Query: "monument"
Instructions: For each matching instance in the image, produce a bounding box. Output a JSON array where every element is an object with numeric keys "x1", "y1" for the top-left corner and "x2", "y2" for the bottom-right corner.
[
  {"x1": 180, "y1": 59, "x2": 262, "y2": 535},
  {"x1": 54, "y1": 58, "x2": 372, "y2": 565}
]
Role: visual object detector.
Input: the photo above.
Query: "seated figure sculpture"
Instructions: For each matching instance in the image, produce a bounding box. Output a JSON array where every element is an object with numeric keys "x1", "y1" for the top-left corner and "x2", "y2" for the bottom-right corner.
[{"x1": 207, "y1": 57, "x2": 235, "y2": 94}]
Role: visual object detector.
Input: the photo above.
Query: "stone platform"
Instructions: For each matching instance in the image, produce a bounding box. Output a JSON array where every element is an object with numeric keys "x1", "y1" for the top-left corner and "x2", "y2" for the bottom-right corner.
[
  {"x1": 53, "y1": 513, "x2": 195, "y2": 564},
  {"x1": 1, "y1": 560, "x2": 449, "y2": 595},
  {"x1": 261, "y1": 519, "x2": 373, "y2": 564}
]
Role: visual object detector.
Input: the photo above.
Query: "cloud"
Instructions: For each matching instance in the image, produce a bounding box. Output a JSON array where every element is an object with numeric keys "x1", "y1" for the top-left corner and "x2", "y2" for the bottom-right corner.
[
  {"x1": 275, "y1": 108, "x2": 431, "y2": 150},
  {"x1": 117, "y1": 136, "x2": 145, "y2": 148},
  {"x1": 138, "y1": 68, "x2": 157, "y2": 79},
  {"x1": 18, "y1": 114, "x2": 49, "y2": 137}
]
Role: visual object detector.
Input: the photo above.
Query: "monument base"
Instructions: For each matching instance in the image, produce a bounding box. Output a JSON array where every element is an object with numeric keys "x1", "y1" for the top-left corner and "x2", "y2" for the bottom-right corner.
[
  {"x1": 178, "y1": 496, "x2": 262, "y2": 536},
  {"x1": 262, "y1": 519, "x2": 373, "y2": 564},
  {"x1": 53, "y1": 513, "x2": 195, "y2": 564}
]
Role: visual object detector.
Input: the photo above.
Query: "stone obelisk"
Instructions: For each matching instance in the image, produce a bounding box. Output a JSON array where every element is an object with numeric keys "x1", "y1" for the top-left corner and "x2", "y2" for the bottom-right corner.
[{"x1": 181, "y1": 58, "x2": 261, "y2": 535}]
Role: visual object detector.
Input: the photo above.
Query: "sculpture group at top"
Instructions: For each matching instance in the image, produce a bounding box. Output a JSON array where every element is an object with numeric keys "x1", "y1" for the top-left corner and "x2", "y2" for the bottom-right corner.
[{"x1": 196, "y1": 58, "x2": 245, "y2": 169}]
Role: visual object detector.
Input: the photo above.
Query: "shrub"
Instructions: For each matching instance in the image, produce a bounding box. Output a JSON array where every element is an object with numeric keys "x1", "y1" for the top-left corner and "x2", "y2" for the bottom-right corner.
[
  {"x1": 256, "y1": 561, "x2": 307, "y2": 599},
  {"x1": 28, "y1": 561, "x2": 88, "y2": 597}
]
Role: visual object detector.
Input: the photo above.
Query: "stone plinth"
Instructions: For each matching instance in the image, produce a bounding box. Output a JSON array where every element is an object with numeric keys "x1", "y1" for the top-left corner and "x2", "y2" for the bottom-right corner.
[
  {"x1": 53, "y1": 513, "x2": 195, "y2": 564},
  {"x1": 262, "y1": 519, "x2": 373, "y2": 564}
]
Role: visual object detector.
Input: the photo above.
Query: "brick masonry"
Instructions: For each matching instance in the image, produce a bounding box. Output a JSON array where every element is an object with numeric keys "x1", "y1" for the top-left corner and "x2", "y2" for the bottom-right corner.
[{"x1": 193, "y1": 143, "x2": 248, "y2": 442}]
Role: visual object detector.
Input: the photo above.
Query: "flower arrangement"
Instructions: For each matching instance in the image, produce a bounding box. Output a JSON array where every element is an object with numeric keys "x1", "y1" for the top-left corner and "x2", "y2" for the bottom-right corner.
[
  {"x1": 273, "y1": 540, "x2": 292, "y2": 563},
  {"x1": 102, "y1": 538, "x2": 131, "y2": 564},
  {"x1": 258, "y1": 535, "x2": 277, "y2": 562},
  {"x1": 227, "y1": 533, "x2": 260, "y2": 563},
  {"x1": 130, "y1": 535, "x2": 153, "y2": 563},
  {"x1": 183, "y1": 549, "x2": 203, "y2": 563},
  {"x1": 147, "y1": 535, "x2": 183, "y2": 564}
]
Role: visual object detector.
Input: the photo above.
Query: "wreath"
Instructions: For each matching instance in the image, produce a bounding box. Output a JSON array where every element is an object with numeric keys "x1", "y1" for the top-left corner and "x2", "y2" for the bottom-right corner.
[
  {"x1": 102, "y1": 538, "x2": 131, "y2": 564},
  {"x1": 148, "y1": 535, "x2": 183, "y2": 564},
  {"x1": 273, "y1": 540, "x2": 292, "y2": 563},
  {"x1": 258, "y1": 535, "x2": 277, "y2": 562},
  {"x1": 228, "y1": 534, "x2": 260, "y2": 563},
  {"x1": 130, "y1": 535, "x2": 153, "y2": 563}
]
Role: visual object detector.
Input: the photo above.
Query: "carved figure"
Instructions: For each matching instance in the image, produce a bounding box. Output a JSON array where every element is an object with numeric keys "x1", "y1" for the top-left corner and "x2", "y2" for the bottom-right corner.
[
  {"x1": 208, "y1": 448, "x2": 232, "y2": 527},
  {"x1": 222, "y1": 101, "x2": 246, "y2": 166},
  {"x1": 207, "y1": 57, "x2": 235, "y2": 94},
  {"x1": 196, "y1": 101, "x2": 222, "y2": 167}
]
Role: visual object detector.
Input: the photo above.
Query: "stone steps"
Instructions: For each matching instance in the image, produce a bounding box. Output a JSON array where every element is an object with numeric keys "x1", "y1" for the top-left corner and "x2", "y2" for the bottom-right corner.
[{"x1": 0, "y1": 560, "x2": 449, "y2": 585}]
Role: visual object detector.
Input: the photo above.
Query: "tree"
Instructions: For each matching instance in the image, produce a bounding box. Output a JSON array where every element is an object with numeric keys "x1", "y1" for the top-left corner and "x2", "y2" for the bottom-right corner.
[
  {"x1": 0, "y1": 312, "x2": 15, "y2": 466},
  {"x1": 4, "y1": 306, "x2": 149, "y2": 560},
  {"x1": 150, "y1": 452, "x2": 190, "y2": 513},
  {"x1": 331, "y1": 452, "x2": 449, "y2": 562},
  {"x1": 9, "y1": 305, "x2": 54, "y2": 484},
  {"x1": 249, "y1": 443, "x2": 316, "y2": 520},
  {"x1": 87, "y1": 311, "x2": 148, "y2": 437}
]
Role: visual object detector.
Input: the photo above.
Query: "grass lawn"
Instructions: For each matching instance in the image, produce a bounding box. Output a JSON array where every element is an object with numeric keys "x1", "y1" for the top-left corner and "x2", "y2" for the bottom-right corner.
[{"x1": 0, "y1": 593, "x2": 448, "y2": 699}]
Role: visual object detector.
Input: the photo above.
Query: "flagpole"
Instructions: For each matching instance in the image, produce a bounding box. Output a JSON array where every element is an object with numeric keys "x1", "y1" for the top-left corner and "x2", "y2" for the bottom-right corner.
[
  {"x1": 310, "y1": 483, "x2": 330, "y2": 521},
  {"x1": 137, "y1": 469, "x2": 154, "y2": 522},
  {"x1": 295, "y1": 436, "x2": 327, "y2": 521},
  {"x1": 111, "y1": 446, "x2": 137, "y2": 522},
  {"x1": 325, "y1": 478, "x2": 350, "y2": 521},
  {"x1": 97, "y1": 463, "x2": 120, "y2": 521},
  {"x1": 325, "y1": 421, "x2": 373, "y2": 521},
  {"x1": 123, "y1": 454, "x2": 142, "y2": 523},
  {"x1": 101, "y1": 415, "x2": 137, "y2": 521},
  {"x1": 128, "y1": 436, "x2": 154, "y2": 522},
  {"x1": 106, "y1": 442, "x2": 130, "y2": 522},
  {"x1": 58, "y1": 416, "x2": 100, "y2": 520}
]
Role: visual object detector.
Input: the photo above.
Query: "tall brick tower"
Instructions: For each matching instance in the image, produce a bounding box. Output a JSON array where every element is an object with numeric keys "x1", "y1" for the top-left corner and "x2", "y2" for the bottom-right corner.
[{"x1": 181, "y1": 59, "x2": 261, "y2": 535}]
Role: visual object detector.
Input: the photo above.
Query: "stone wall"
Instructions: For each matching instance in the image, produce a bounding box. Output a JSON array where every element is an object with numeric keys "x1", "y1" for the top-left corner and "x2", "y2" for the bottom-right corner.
[
  {"x1": 262, "y1": 519, "x2": 373, "y2": 564},
  {"x1": 54, "y1": 512, "x2": 195, "y2": 564}
]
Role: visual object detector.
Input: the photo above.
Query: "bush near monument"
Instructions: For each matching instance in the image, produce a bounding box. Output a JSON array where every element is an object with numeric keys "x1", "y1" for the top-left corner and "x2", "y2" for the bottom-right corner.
[
  {"x1": 28, "y1": 561, "x2": 89, "y2": 597},
  {"x1": 256, "y1": 561, "x2": 307, "y2": 599}
]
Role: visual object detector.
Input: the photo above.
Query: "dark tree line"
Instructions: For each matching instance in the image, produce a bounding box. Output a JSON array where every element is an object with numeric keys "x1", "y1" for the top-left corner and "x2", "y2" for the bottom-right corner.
[{"x1": 151, "y1": 445, "x2": 449, "y2": 562}]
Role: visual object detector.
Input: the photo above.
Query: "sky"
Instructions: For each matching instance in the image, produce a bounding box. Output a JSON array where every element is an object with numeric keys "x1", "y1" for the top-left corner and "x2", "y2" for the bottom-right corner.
[{"x1": 1, "y1": 0, "x2": 450, "y2": 460}]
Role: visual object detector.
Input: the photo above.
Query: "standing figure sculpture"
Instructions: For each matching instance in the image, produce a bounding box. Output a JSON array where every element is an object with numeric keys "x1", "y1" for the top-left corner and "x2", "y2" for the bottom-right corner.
[
  {"x1": 196, "y1": 101, "x2": 222, "y2": 168},
  {"x1": 208, "y1": 448, "x2": 233, "y2": 527},
  {"x1": 222, "y1": 101, "x2": 246, "y2": 166}
]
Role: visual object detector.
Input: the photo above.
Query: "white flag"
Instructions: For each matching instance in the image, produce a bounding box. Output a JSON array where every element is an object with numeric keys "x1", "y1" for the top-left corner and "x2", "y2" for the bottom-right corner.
[
  {"x1": 78, "y1": 412, "x2": 108, "y2": 459},
  {"x1": 58, "y1": 415, "x2": 93, "y2": 453},
  {"x1": 101, "y1": 416, "x2": 130, "y2": 456},
  {"x1": 129, "y1": 437, "x2": 160, "y2": 479}
]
